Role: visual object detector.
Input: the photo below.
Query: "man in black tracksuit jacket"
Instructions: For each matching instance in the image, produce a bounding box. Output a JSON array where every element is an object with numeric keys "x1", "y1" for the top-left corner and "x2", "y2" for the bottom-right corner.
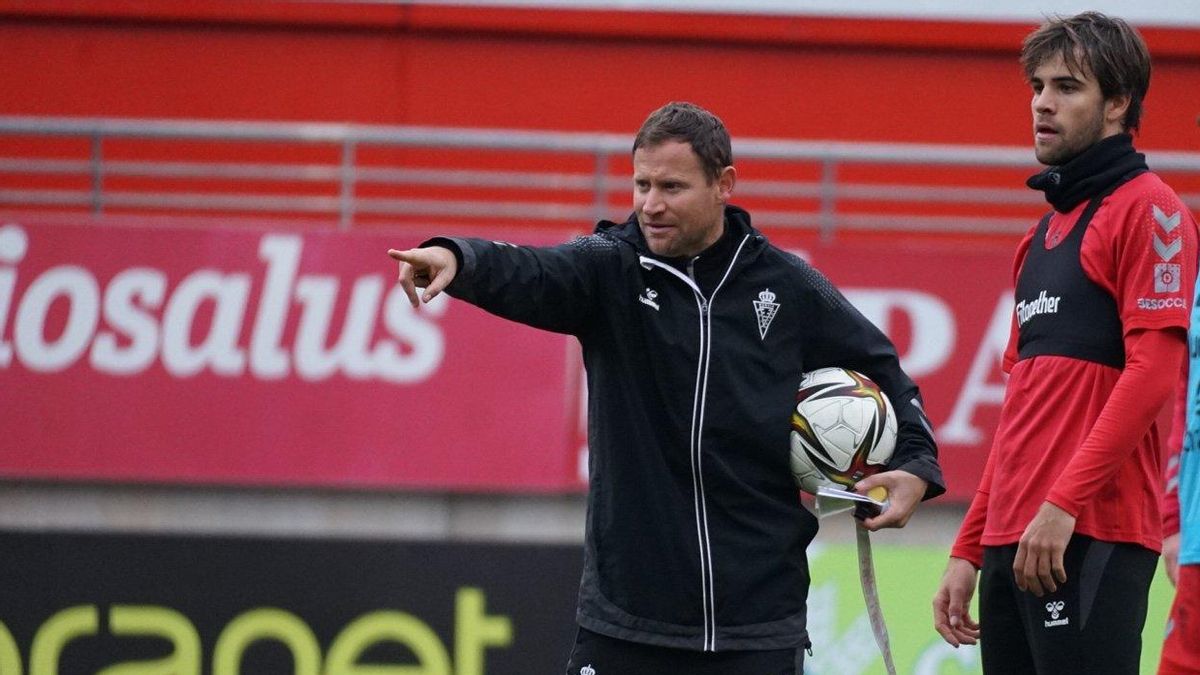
[{"x1": 390, "y1": 102, "x2": 944, "y2": 674}]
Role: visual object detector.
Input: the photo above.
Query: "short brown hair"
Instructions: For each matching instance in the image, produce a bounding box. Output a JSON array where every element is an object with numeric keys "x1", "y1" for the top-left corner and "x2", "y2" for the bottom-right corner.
[
  {"x1": 632, "y1": 102, "x2": 733, "y2": 183},
  {"x1": 1021, "y1": 12, "x2": 1151, "y2": 131}
]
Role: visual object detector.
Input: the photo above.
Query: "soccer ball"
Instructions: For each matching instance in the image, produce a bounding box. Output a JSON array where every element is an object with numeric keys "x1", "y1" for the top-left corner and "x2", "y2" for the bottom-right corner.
[{"x1": 789, "y1": 367, "x2": 897, "y2": 495}]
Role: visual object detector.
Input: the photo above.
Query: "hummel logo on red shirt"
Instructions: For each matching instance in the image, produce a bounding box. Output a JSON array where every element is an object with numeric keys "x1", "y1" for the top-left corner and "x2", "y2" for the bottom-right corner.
[
  {"x1": 1153, "y1": 205, "x2": 1182, "y2": 262},
  {"x1": 1154, "y1": 204, "x2": 1181, "y2": 232}
]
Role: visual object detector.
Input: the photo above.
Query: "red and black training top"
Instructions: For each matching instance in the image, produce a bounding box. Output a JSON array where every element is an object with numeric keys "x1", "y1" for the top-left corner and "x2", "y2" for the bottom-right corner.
[{"x1": 952, "y1": 134, "x2": 1197, "y2": 567}]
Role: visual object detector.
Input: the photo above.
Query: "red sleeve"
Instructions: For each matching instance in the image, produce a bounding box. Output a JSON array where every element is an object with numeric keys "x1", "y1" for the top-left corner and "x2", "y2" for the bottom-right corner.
[
  {"x1": 1163, "y1": 360, "x2": 1186, "y2": 536},
  {"x1": 1045, "y1": 327, "x2": 1186, "y2": 515},
  {"x1": 950, "y1": 449, "x2": 993, "y2": 568}
]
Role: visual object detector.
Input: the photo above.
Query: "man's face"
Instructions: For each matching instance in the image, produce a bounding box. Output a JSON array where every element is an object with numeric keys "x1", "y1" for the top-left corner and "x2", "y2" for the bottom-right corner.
[
  {"x1": 1030, "y1": 53, "x2": 1126, "y2": 166},
  {"x1": 633, "y1": 140, "x2": 734, "y2": 258}
]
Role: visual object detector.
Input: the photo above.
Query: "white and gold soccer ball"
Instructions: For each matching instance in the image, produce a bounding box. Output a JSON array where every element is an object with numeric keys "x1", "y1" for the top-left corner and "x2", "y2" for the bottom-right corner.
[{"x1": 789, "y1": 367, "x2": 897, "y2": 495}]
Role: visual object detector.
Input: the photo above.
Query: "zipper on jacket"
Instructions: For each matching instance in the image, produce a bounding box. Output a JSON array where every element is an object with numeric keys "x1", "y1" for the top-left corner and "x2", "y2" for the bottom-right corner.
[{"x1": 638, "y1": 234, "x2": 750, "y2": 651}]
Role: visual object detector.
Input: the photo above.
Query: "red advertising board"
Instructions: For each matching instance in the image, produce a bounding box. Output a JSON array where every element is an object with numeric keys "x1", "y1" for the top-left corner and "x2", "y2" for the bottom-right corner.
[
  {"x1": 0, "y1": 217, "x2": 584, "y2": 491},
  {"x1": 0, "y1": 216, "x2": 1018, "y2": 499}
]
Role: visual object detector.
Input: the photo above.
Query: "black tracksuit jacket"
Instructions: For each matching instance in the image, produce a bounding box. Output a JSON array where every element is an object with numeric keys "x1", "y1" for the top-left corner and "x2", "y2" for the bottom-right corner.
[{"x1": 430, "y1": 205, "x2": 944, "y2": 652}]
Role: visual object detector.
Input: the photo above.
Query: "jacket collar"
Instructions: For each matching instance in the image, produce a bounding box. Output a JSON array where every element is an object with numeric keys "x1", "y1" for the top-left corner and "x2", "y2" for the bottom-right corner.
[{"x1": 598, "y1": 205, "x2": 765, "y2": 294}]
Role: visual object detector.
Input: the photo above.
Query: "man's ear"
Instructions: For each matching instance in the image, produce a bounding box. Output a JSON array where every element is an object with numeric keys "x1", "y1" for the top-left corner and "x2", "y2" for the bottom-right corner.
[
  {"x1": 717, "y1": 165, "x2": 736, "y2": 202},
  {"x1": 1106, "y1": 94, "x2": 1132, "y2": 130}
]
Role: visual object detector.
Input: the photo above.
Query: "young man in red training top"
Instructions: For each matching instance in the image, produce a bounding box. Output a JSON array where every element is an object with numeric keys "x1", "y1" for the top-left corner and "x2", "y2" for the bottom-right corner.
[{"x1": 932, "y1": 12, "x2": 1199, "y2": 674}]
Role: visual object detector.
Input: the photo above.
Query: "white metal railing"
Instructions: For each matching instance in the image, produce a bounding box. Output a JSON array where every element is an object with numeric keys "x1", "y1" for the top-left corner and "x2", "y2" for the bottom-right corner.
[{"x1": 2, "y1": 116, "x2": 1198, "y2": 238}]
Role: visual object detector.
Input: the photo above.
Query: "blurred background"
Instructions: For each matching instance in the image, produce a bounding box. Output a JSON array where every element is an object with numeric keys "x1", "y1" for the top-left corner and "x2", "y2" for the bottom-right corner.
[{"x1": 1, "y1": 1, "x2": 1198, "y2": 673}]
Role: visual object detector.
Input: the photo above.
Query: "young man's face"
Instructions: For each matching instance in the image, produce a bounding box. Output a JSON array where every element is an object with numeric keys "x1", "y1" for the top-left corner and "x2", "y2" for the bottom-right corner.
[
  {"x1": 1030, "y1": 53, "x2": 1128, "y2": 166},
  {"x1": 633, "y1": 140, "x2": 734, "y2": 259}
]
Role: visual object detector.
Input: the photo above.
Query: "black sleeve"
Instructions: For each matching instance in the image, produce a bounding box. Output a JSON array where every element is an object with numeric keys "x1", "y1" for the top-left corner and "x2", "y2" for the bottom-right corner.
[
  {"x1": 795, "y1": 259, "x2": 946, "y2": 500},
  {"x1": 420, "y1": 234, "x2": 616, "y2": 336}
]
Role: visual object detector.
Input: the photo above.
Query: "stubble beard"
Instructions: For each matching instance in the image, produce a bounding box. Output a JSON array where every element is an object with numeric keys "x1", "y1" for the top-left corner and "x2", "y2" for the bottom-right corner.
[
  {"x1": 640, "y1": 216, "x2": 722, "y2": 259},
  {"x1": 1035, "y1": 106, "x2": 1108, "y2": 167}
]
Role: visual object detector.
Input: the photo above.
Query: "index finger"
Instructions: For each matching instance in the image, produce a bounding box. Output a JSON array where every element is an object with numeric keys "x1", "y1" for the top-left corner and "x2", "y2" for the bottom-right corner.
[
  {"x1": 388, "y1": 248, "x2": 420, "y2": 263},
  {"x1": 931, "y1": 590, "x2": 959, "y2": 646},
  {"x1": 1013, "y1": 544, "x2": 1029, "y2": 592},
  {"x1": 933, "y1": 618, "x2": 961, "y2": 647}
]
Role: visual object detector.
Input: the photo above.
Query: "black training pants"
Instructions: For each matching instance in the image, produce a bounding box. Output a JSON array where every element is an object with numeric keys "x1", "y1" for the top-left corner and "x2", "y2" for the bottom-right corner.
[{"x1": 979, "y1": 533, "x2": 1157, "y2": 674}]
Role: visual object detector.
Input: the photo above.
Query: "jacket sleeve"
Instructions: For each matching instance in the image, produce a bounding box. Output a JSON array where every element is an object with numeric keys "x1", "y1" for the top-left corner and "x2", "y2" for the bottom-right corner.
[
  {"x1": 796, "y1": 260, "x2": 946, "y2": 500},
  {"x1": 422, "y1": 234, "x2": 615, "y2": 336}
]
